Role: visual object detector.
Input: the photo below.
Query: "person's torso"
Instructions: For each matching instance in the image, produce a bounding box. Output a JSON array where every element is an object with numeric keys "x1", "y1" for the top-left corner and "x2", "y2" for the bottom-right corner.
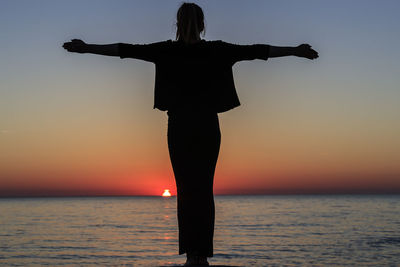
[{"x1": 153, "y1": 40, "x2": 238, "y2": 112}]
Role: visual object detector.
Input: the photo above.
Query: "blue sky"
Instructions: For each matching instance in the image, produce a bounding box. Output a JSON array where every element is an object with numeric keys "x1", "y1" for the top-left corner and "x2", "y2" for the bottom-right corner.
[{"x1": 1, "y1": 0, "x2": 400, "y2": 195}]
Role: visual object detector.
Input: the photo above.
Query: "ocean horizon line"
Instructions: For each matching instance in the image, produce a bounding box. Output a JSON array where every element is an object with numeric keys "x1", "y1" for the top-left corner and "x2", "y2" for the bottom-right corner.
[{"x1": 1, "y1": 192, "x2": 399, "y2": 199}]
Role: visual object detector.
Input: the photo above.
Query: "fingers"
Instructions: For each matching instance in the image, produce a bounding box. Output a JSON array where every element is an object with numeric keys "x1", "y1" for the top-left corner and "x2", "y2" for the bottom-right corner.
[
  {"x1": 71, "y1": 39, "x2": 84, "y2": 44},
  {"x1": 301, "y1": 44, "x2": 319, "y2": 59},
  {"x1": 311, "y1": 48, "x2": 319, "y2": 59},
  {"x1": 307, "y1": 52, "x2": 317, "y2": 60},
  {"x1": 62, "y1": 42, "x2": 72, "y2": 50},
  {"x1": 62, "y1": 41, "x2": 78, "y2": 52},
  {"x1": 309, "y1": 50, "x2": 319, "y2": 60},
  {"x1": 62, "y1": 39, "x2": 85, "y2": 52},
  {"x1": 62, "y1": 42, "x2": 70, "y2": 49}
]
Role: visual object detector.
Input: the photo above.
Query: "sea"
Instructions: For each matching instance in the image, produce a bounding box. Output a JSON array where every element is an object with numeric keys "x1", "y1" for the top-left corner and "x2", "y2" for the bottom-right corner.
[{"x1": 1, "y1": 195, "x2": 399, "y2": 266}]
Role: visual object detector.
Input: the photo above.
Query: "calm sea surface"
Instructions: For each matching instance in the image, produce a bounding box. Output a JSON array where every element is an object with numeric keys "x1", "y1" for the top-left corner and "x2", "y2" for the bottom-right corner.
[{"x1": 1, "y1": 195, "x2": 399, "y2": 266}]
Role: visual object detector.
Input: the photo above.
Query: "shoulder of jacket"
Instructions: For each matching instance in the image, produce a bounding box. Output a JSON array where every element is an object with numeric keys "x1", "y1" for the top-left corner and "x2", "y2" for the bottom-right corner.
[
  {"x1": 149, "y1": 40, "x2": 173, "y2": 46},
  {"x1": 208, "y1": 40, "x2": 224, "y2": 43},
  {"x1": 209, "y1": 40, "x2": 234, "y2": 47},
  {"x1": 204, "y1": 40, "x2": 227, "y2": 48}
]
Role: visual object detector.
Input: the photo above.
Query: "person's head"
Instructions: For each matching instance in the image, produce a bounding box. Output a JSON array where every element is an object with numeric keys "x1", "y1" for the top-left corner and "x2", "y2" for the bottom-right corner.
[{"x1": 176, "y1": 2, "x2": 205, "y2": 43}]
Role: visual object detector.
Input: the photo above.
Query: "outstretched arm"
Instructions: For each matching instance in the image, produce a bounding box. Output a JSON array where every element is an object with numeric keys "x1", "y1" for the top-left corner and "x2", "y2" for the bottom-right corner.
[
  {"x1": 62, "y1": 39, "x2": 119, "y2": 57},
  {"x1": 269, "y1": 44, "x2": 318, "y2": 59}
]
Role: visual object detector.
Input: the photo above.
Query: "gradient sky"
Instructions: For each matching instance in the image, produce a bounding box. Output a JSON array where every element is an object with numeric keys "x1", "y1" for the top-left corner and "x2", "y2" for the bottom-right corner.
[{"x1": 1, "y1": 0, "x2": 400, "y2": 196}]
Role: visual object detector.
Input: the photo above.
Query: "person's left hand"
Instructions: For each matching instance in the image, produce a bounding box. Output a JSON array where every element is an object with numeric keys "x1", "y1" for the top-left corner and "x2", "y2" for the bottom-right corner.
[{"x1": 296, "y1": 44, "x2": 319, "y2": 59}]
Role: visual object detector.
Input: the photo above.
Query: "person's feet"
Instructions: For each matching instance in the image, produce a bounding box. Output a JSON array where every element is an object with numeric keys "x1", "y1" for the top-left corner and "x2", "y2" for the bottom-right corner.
[
  {"x1": 184, "y1": 252, "x2": 209, "y2": 266},
  {"x1": 196, "y1": 256, "x2": 209, "y2": 266}
]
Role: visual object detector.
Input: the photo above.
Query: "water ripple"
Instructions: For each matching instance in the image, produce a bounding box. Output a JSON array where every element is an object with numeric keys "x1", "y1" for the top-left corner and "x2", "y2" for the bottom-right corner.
[{"x1": 0, "y1": 195, "x2": 399, "y2": 266}]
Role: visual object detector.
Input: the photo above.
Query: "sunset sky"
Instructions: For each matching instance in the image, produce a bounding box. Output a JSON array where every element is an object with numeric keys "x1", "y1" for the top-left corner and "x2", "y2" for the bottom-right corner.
[{"x1": 1, "y1": 0, "x2": 400, "y2": 196}]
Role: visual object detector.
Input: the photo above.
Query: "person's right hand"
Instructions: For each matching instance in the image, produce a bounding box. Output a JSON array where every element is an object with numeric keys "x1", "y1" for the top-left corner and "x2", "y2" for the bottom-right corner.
[{"x1": 62, "y1": 39, "x2": 87, "y2": 53}]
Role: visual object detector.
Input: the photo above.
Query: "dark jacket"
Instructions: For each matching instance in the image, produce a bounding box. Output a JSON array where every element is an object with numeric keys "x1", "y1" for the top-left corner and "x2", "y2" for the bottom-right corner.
[{"x1": 118, "y1": 40, "x2": 269, "y2": 113}]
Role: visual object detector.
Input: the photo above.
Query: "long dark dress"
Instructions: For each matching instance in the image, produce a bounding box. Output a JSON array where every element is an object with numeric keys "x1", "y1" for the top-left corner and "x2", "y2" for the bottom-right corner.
[
  {"x1": 167, "y1": 109, "x2": 220, "y2": 256},
  {"x1": 118, "y1": 40, "x2": 269, "y2": 256}
]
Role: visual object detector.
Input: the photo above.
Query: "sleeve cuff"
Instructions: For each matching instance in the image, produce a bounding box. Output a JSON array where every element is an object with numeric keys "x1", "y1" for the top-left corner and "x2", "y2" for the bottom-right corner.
[
  {"x1": 258, "y1": 44, "x2": 270, "y2": 60},
  {"x1": 118, "y1": 43, "x2": 128, "y2": 59}
]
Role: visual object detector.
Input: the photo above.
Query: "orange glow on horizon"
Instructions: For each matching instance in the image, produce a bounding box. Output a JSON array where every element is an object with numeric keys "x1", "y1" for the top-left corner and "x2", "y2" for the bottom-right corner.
[{"x1": 162, "y1": 189, "x2": 171, "y2": 197}]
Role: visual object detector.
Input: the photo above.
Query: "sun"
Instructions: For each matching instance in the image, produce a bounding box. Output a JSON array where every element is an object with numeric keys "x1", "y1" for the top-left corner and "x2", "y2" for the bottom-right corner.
[{"x1": 162, "y1": 189, "x2": 171, "y2": 197}]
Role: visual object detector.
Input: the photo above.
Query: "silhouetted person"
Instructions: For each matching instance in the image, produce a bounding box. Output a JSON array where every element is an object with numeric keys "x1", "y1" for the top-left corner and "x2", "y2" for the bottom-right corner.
[{"x1": 63, "y1": 2, "x2": 318, "y2": 266}]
